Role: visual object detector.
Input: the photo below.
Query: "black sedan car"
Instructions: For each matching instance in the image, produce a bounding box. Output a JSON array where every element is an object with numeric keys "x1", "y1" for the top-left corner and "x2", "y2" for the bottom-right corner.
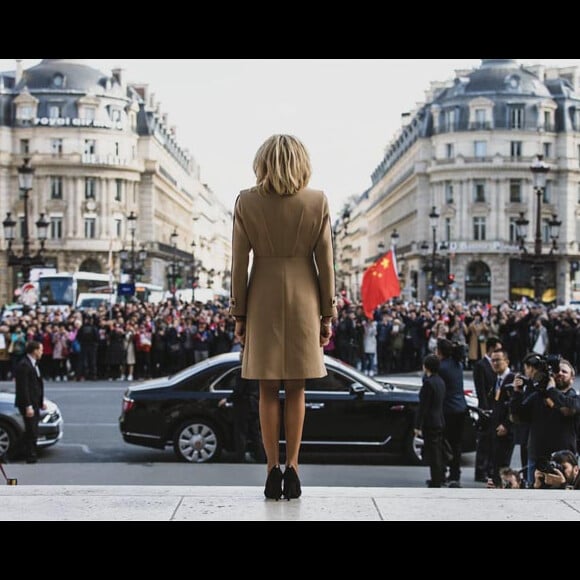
[
  {"x1": 0, "y1": 393, "x2": 63, "y2": 459},
  {"x1": 120, "y1": 353, "x2": 479, "y2": 465}
]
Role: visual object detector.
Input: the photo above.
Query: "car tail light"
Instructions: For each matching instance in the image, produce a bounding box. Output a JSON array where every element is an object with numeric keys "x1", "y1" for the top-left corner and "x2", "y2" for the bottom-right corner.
[
  {"x1": 123, "y1": 397, "x2": 135, "y2": 414},
  {"x1": 390, "y1": 405, "x2": 406, "y2": 412},
  {"x1": 464, "y1": 389, "x2": 474, "y2": 397}
]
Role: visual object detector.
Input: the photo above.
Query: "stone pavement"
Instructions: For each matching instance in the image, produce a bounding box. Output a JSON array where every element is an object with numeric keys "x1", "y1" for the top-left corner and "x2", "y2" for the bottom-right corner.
[{"x1": 1, "y1": 486, "x2": 579, "y2": 521}]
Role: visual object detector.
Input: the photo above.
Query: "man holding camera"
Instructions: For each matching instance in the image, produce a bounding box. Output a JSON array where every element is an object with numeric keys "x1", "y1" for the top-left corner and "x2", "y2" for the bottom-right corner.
[
  {"x1": 534, "y1": 450, "x2": 580, "y2": 490},
  {"x1": 510, "y1": 355, "x2": 580, "y2": 485}
]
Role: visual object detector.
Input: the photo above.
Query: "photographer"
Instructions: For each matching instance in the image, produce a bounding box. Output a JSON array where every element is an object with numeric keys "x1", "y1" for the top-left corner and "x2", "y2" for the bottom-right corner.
[
  {"x1": 510, "y1": 355, "x2": 580, "y2": 485},
  {"x1": 534, "y1": 450, "x2": 580, "y2": 490}
]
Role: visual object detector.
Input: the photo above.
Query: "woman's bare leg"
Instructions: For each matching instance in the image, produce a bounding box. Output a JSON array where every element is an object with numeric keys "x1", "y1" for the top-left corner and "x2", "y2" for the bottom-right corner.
[
  {"x1": 283, "y1": 380, "x2": 306, "y2": 471},
  {"x1": 259, "y1": 380, "x2": 282, "y2": 471}
]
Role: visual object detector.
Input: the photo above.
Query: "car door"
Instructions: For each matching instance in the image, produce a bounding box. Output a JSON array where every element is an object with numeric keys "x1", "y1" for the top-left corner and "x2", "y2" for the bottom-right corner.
[{"x1": 301, "y1": 368, "x2": 391, "y2": 446}]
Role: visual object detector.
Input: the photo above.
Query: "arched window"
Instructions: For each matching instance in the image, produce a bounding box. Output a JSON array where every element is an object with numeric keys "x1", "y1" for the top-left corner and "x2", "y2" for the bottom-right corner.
[
  {"x1": 465, "y1": 261, "x2": 491, "y2": 303},
  {"x1": 79, "y1": 259, "x2": 103, "y2": 274}
]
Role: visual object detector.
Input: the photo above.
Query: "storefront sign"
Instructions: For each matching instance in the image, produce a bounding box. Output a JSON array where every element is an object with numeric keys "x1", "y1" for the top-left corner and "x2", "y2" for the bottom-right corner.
[{"x1": 33, "y1": 117, "x2": 125, "y2": 130}]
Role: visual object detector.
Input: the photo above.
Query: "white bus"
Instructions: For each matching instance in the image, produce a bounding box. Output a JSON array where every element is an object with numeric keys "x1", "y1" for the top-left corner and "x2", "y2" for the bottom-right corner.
[
  {"x1": 134, "y1": 283, "x2": 164, "y2": 304},
  {"x1": 38, "y1": 272, "x2": 115, "y2": 310}
]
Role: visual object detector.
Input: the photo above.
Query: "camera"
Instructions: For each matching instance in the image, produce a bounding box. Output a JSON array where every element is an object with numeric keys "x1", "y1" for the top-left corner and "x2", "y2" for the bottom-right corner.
[
  {"x1": 544, "y1": 354, "x2": 562, "y2": 376},
  {"x1": 538, "y1": 460, "x2": 565, "y2": 476}
]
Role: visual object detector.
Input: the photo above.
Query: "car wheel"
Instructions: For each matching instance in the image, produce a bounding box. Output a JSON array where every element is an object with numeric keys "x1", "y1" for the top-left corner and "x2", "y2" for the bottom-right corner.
[
  {"x1": 173, "y1": 419, "x2": 222, "y2": 464},
  {"x1": 404, "y1": 430, "x2": 425, "y2": 466},
  {"x1": 0, "y1": 422, "x2": 17, "y2": 460}
]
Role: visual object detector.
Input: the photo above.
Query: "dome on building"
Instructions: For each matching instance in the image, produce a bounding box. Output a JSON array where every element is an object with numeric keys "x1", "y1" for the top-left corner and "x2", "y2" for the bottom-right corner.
[
  {"x1": 16, "y1": 59, "x2": 114, "y2": 92},
  {"x1": 437, "y1": 58, "x2": 552, "y2": 101}
]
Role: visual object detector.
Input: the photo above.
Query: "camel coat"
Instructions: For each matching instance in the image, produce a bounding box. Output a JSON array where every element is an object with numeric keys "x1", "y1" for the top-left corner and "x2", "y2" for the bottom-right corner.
[{"x1": 230, "y1": 187, "x2": 337, "y2": 380}]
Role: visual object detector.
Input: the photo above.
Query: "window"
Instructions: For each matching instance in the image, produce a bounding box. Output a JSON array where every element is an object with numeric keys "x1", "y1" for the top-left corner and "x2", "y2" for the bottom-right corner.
[
  {"x1": 509, "y1": 218, "x2": 519, "y2": 243},
  {"x1": 473, "y1": 217, "x2": 487, "y2": 241},
  {"x1": 543, "y1": 181, "x2": 552, "y2": 204},
  {"x1": 445, "y1": 217, "x2": 452, "y2": 242},
  {"x1": 543, "y1": 142, "x2": 552, "y2": 159},
  {"x1": 51, "y1": 138, "x2": 63, "y2": 156},
  {"x1": 474, "y1": 141, "x2": 487, "y2": 158},
  {"x1": 474, "y1": 109, "x2": 488, "y2": 129},
  {"x1": 544, "y1": 111, "x2": 552, "y2": 131},
  {"x1": 510, "y1": 180, "x2": 522, "y2": 203},
  {"x1": 445, "y1": 181, "x2": 454, "y2": 204},
  {"x1": 84, "y1": 218, "x2": 96, "y2": 239},
  {"x1": 50, "y1": 217, "x2": 63, "y2": 240},
  {"x1": 17, "y1": 105, "x2": 34, "y2": 121},
  {"x1": 542, "y1": 220, "x2": 550, "y2": 244},
  {"x1": 51, "y1": 177, "x2": 63, "y2": 200},
  {"x1": 474, "y1": 180, "x2": 486, "y2": 203},
  {"x1": 132, "y1": 145, "x2": 137, "y2": 160},
  {"x1": 511, "y1": 141, "x2": 522, "y2": 159},
  {"x1": 20, "y1": 139, "x2": 30, "y2": 154},
  {"x1": 110, "y1": 109, "x2": 121, "y2": 123},
  {"x1": 115, "y1": 142, "x2": 120, "y2": 156},
  {"x1": 115, "y1": 219, "x2": 122, "y2": 238},
  {"x1": 115, "y1": 179, "x2": 123, "y2": 202},
  {"x1": 305, "y1": 370, "x2": 353, "y2": 393},
  {"x1": 48, "y1": 105, "x2": 62, "y2": 119},
  {"x1": 444, "y1": 110, "x2": 456, "y2": 132},
  {"x1": 84, "y1": 140, "x2": 96, "y2": 156},
  {"x1": 510, "y1": 106, "x2": 525, "y2": 130},
  {"x1": 18, "y1": 217, "x2": 25, "y2": 239},
  {"x1": 84, "y1": 107, "x2": 96, "y2": 122},
  {"x1": 85, "y1": 178, "x2": 97, "y2": 200}
]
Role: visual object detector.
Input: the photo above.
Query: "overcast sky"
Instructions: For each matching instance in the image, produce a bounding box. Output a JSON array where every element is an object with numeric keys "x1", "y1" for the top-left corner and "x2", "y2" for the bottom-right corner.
[{"x1": 2, "y1": 59, "x2": 580, "y2": 217}]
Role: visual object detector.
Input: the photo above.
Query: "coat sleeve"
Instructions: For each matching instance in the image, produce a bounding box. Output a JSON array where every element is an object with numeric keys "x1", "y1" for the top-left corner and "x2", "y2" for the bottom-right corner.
[
  {"x1": 15, "y1": 362, "x2": 31, "y2": 409},
  {"x1": 313, "y1": 195, "x2": 337, "y2": 319},
  {"x1": 416, "y1": 379, "x2": 431, "y2": 430},
  {"x1": 230, "y1": 194, "x2": 252, "y2": 318}
]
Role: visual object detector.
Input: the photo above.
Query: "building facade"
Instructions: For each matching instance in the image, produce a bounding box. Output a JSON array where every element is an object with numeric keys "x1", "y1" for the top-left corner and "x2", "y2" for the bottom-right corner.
[
  {"x1": 0, "y1": 58, "x2": 232, "y2": 305},
  {"x1": 337, "y1": 59, "x2": 580, "y2": 305}
]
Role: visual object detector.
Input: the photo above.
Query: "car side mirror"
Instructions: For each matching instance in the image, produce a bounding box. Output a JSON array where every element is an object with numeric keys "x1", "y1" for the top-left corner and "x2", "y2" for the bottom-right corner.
[{"x1": 350, "y1": 383, "x2": 366, "y2": 398}]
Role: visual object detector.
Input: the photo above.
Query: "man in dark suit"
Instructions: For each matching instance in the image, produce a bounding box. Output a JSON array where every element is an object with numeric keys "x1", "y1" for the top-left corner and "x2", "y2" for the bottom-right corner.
[
  {"x1": 473, "y1": 337, "x2": 503, "y2": 481},
  {"x1": 415, "y1": 354, "x2": 446, "y2": 488},
  {"x1": 15, "y1": 341, "x2": 45, "y2": 464},
  {"x1": 488, "y1": 350, "x2": 516, "y2": 486}
]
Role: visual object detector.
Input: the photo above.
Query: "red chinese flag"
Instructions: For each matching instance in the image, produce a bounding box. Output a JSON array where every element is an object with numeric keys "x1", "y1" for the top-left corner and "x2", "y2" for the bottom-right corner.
[{"x1": 361, "y1": 250, "x2": 401, "y2": 319}]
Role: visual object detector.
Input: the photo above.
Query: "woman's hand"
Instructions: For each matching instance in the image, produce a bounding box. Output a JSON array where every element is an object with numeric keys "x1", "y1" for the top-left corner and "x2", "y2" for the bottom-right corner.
[
  {"x1": 235, "y1": 320, "x2": 246, "y2": 345},
  {"x1": 320, "y1": 320, "x2": 333, "y2": 347}
]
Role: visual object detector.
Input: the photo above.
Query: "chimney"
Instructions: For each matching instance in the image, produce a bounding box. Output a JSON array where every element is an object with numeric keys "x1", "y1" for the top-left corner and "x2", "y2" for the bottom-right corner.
[
  {"x1": 112, "y1": 68, "x2": 125, "y2": 87},
  {"x1": 15, "y1": 59, "x2": 23, "y2": 84}
]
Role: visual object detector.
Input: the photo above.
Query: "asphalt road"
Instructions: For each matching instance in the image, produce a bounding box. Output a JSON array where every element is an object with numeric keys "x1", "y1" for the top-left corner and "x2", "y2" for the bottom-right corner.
[{"x1": 1, "y1": 378, "x2": 483, "y2": 487}]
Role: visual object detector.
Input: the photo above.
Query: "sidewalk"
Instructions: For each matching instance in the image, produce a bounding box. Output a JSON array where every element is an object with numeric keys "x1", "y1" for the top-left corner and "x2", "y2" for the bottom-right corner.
[{"x1": 1, "y1": 486, "x2": 579, "y2": 521}]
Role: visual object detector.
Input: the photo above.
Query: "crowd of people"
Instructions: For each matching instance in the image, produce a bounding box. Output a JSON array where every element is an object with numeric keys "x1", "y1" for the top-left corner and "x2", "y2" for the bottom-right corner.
[
  {"x1": 0, "y1": 299, "x2": 240, "y2": 383},
  {"x1": 2, "y1": 292, "x2": 580, "y2": 490}
]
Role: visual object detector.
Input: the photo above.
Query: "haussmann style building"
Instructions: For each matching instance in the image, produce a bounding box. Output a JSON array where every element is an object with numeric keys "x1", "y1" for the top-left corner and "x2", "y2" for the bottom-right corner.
[
  {"x1": 0, "y1": 58, "x2": 232, "y2": 306},
  {"x1": 336, "y1": 58, "x2": 580, "y2": 306}
]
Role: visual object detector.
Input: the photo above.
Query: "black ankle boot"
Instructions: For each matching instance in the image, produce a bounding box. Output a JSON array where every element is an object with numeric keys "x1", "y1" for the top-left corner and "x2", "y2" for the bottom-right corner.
[
  {"x1": 264, "y1": 466, "x2": 283, "y2": 500},
  {"x1": 282, "y1": 466, "x2": 302, "y2": 500}
]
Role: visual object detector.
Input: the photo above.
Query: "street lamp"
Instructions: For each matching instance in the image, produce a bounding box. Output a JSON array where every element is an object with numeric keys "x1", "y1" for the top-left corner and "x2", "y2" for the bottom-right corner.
[
  {"x1": 167, "y1": 229, "x2": 181, "y2": 306},
  {"x1": 428, "y1": 206, "x2": 440, "y2": 298},
  {"x1": 3, "y1": 158, "x2": 49, "y2": 286},
  {"x1": 517, "y1": 155, "x2": 561, "y2": 303},
  {"x1": 119, "y1": 211, "x2": 147, "y2": 290},
  {"x1": 531, "y1": 155, "x2": 551, "y2": 257}
]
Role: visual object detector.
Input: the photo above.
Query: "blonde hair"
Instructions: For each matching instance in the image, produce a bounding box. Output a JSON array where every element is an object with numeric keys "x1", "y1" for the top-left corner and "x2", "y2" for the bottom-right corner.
[{"x1": 253, "y1": 135, "x2": 312, "y2": 196}]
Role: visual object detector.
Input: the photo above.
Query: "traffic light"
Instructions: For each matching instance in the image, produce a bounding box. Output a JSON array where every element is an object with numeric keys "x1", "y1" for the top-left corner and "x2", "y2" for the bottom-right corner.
[{"x1": 447, "y1": 273, "x2": 456, "y2": 285}]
